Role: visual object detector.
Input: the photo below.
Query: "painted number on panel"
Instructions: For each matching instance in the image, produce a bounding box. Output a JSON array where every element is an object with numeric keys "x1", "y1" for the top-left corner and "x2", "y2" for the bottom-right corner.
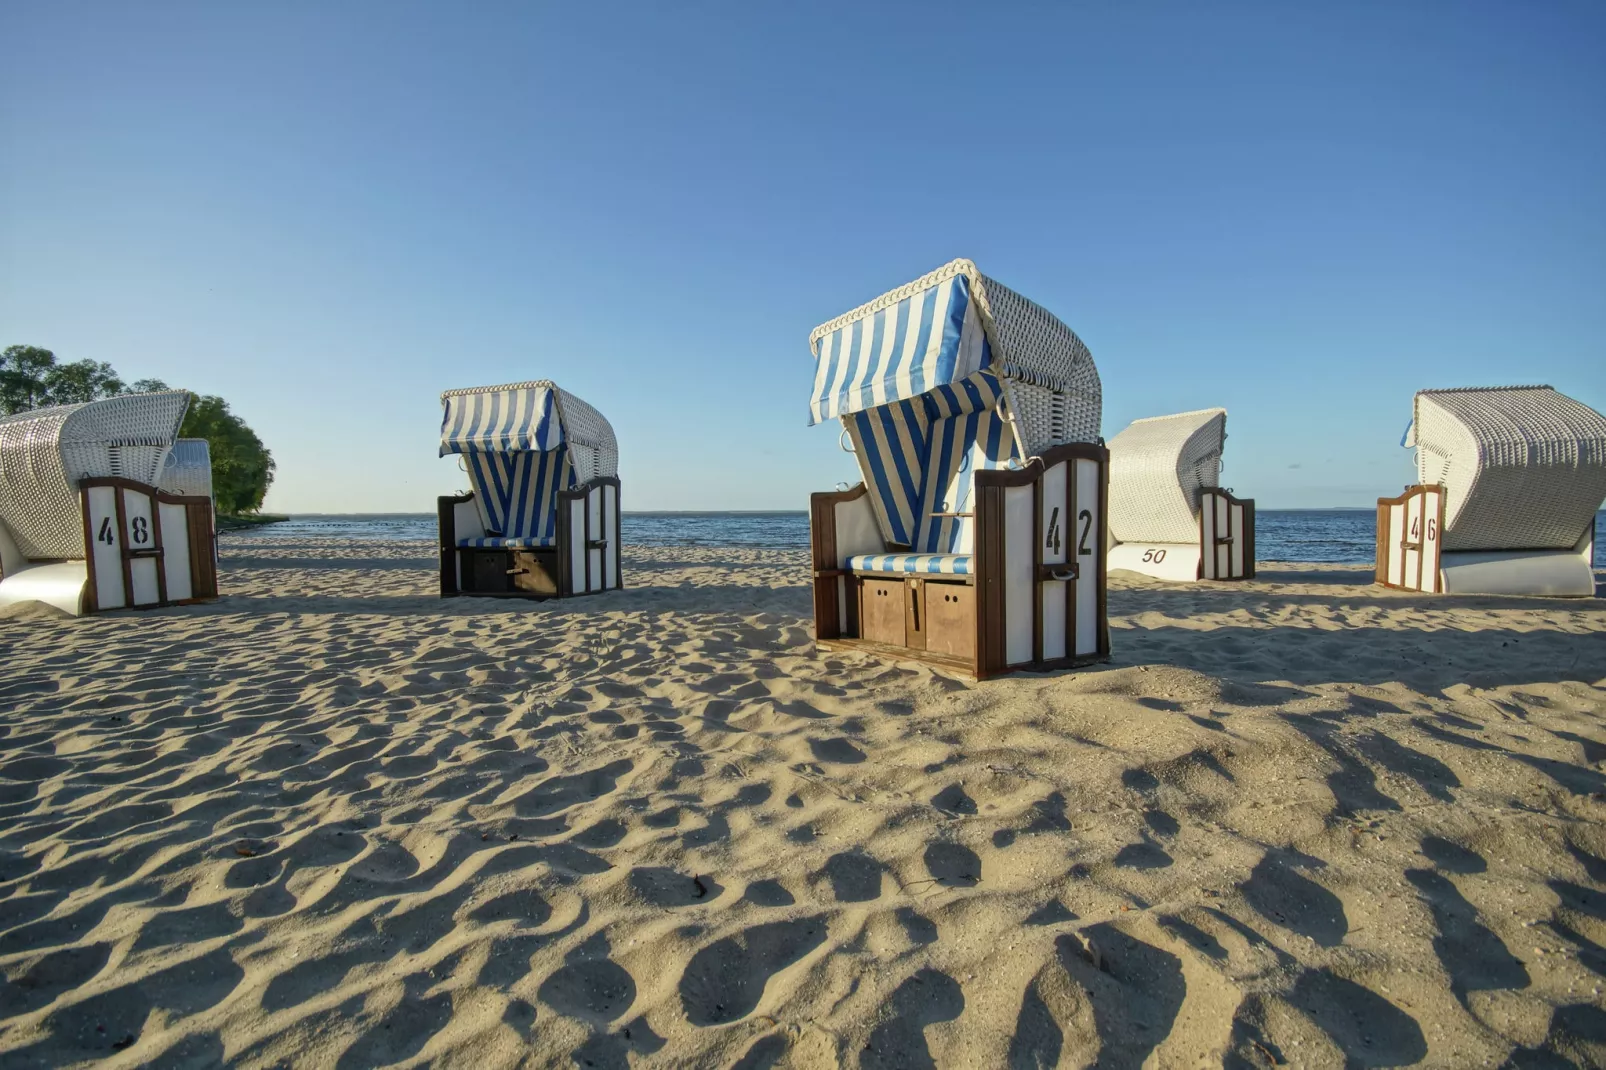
[
  {"x1": 98, "y1": 518, "x2": 115, "y2": 545},
  {"x1": 131, "y1": 517, "x2": 149, "y2": 545},
  {"x1": 1409, "y1": 517, "x2": 1438, "y2": 542},
  {"x1": 1141, "y1": 547, "x2": 1168, "y2": 564},
  {"x1": 1045, "y1": 507, "x2": 1061, "y2": 553},
  {"x1": 1078, "y1": 510, "x2": 1093, "y2": 555}
]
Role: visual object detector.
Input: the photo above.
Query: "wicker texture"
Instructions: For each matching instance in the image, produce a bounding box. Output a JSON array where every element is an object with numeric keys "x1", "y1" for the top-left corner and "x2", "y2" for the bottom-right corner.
[
  {"x1": 1107, "y1": 408, "x2": 1228, "y2": 545},
  {"x1": 157, "y1": 439, "x2": 214, "y2": 499},
  {"x1": 440, "y1": 380, "x2": 617, "y2": 484},
  {"x1": 810, "y1": 259, "x2": 1101, "y2": 448},
  {"x1": 1412, "y1": 386, "x2": 1606, "y2": 551},
  {"x1": 0, "y1": 392, "x2": 189, "y2": 560}
]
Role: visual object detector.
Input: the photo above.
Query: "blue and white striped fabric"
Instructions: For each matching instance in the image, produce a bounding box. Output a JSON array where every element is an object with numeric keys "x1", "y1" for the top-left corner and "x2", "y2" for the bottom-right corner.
[
  {"x1": 460, "y1": 446, "x2": 574, "y2": 543},
  {"x1": 440, "y1": 385, "x2": 564, "y2": 455},
  {"x1": 809, "y1": 273, "x2": 992, "y2": 425},
  {"x1": 847, "y1": 553, "x2": 972, "y2": 575},
  {"x1": 458, "y1": 536, "x2": 556, "y2": 548},
  {"x1": 843, "y1": 372, "x2": 1016, "y2": 555}
]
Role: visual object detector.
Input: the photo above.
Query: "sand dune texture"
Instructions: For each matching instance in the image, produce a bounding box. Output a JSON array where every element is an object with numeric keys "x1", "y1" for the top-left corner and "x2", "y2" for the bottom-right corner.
[{"x1": 1, "y1": 537, "x2": 1604, "y2": 1069}]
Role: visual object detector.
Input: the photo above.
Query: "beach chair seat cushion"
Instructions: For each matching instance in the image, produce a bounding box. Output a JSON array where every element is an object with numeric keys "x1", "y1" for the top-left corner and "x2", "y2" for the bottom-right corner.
[
  {"x1": 847, "y1": 553, "x2": 972, "y2": 576},
  {"x1": 458, "y1": 536, "x2": 557, "y2": 549}
]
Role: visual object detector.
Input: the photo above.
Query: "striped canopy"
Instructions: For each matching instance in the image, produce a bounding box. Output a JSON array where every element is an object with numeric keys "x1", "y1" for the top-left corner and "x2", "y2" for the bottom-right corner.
[
  {"x1": 810, "y1": 272, "x2": 991, "y2": 425},
  {"x1": 807, "y1": 258, "x2": 1098, "y2": 429},
  {"x1": 440, "y1": 383, "x2": 564, "y2": 455},
  {"x1": 844, "y1": 371, "x2": 1018, "y2": 553},
  {"x1": 439, "y1": 380, "x2": 618, "y2": 544}
]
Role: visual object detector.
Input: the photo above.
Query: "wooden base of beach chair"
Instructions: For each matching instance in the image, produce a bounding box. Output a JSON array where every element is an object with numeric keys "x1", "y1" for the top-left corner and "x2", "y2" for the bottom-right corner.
[
  {"x1": 437, "y1": 478, "x2": 623, "y2": 600},
  {"x1": 1378, "y1": 487, "x2": 1596, "y2": 597},
  {"x1": 73, "y1": 478, "x2": 218, "y2": 614},
  {"x1": 810, "y1": 442, "x2": 1110, "y2": 680}
]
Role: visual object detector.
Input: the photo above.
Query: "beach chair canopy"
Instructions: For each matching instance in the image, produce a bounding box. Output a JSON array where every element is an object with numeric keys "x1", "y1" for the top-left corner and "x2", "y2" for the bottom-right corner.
[
  {"x1": 809, "y1": 259, "x2": 1101, "y2": 564},
  {"x1": 439, "y1": 380, "x2": 617, "y2": 548},
  {"x1": 1107, "y1": 408, "x2": 1228, "y2": 545},
  {"x1": 0, "y1": 391, "x2": 190, "y2": 560},
  {"x1": 1404, "y1": 386, "x2": 1606, "y2": 551}
]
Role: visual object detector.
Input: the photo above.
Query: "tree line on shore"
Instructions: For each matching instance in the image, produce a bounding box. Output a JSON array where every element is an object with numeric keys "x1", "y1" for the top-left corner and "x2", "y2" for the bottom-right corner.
[{"x1": 0, "y1": 344, "x2": 275, "y2": 515}]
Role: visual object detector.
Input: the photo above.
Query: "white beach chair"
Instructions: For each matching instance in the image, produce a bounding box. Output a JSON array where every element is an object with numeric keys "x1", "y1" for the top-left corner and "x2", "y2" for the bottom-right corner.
[
  {"x1": 438, "y1": 380, "x2": 622, "y2": 599},
  {"x1": 1106, "y1": 408, "x2": 1255, "y2": 581},
  {"x1": 1378, "y1": 385, "x2": 1606, "y2": 597},
  {"x1": 0, "y1": 392, "x2": 219, "y2": 616},
  {"x1": 807, "y1": 258, "x2": 1109, "y2": 678}
]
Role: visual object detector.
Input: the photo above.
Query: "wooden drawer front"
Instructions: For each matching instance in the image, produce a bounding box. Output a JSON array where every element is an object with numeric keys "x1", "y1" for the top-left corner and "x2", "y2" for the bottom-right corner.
[
  {"x1": 470, "y1": 550, "x2": 513, "y2": 592},
  {"x1": 859, "y1": 578, "x2": 906, "y2": 646},
  {"x1": 924, "y1": 582, "x2": 975, "y2": 661},
  {"x1": 511, "y1": 550, "x2": 558, "y2": 595}
]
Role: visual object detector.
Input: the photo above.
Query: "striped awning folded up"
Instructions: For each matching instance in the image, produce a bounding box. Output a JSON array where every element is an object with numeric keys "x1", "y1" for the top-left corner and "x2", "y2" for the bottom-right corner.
[
  {"x1": 808, "y1": 273, "x2": 992, "y2": 425},
  {"x1": 843, "y1": 371, "x2": 1018, "y2": 554},
  {"x1": 440, "y1": 384, "x2": 564, "y2": 456}
]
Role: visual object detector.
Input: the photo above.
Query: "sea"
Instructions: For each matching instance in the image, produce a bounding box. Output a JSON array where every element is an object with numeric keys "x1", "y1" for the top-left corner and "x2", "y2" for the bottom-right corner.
[{"x1": 239, "y1": 511, "x2": 1606, "y2": 567}]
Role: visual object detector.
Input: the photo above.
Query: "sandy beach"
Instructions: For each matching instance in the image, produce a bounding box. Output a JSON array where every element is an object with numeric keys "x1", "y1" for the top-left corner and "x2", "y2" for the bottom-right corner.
[{"x1": 1, "y1": 537, "x2": 1603, "y2": 1069}]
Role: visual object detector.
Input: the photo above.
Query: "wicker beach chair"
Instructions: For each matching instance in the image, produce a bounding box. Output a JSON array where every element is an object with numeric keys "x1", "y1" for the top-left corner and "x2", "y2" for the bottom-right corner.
[
  {"x1": 1107, "y1": 409, "x2": 1254, "y2": 581},
  {"x1": 1378, "y1": 385, "x2": 1606, "y2": 596},
  {"x1": 0, "y1": 392, "x2": 219, "y2": 615},
  {"x1": 438, "y1": 380, "x2": 622, "y2": 599},
  {"x1": 807, "y1": 258, "x2": 1110, "y2": 678}
]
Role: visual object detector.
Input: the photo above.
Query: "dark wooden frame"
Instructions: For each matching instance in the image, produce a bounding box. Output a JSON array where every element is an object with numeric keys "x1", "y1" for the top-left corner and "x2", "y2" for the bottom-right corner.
[
  {"x1": 78, "y1": 477, "x2": 218, "y2": 612},
  {"x1": 1375, "y1": 484, "x2": 1446, "y2": 592},
  {"x1": 438, "y1": 475, "x2": 623, "y2": 600},
  {"x1": 810, "y1": 442, "x2": 1111, "y2": 680},
  {"x1": 1198, "y1": 487, "x2": 1256, "y2": 580}
]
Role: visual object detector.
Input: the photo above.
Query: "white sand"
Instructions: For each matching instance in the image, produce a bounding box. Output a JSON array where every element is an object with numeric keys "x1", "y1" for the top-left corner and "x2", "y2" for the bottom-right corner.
[{"x1": 0, "y1": 537, "x2": 1603, "y2": 1068}]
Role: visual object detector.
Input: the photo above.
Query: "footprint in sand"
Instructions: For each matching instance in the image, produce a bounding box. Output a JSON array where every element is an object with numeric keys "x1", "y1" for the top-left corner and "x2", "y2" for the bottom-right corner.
[
  {"x1": 628, "y1": 866, "x2": 723, "y2": 907},
  {"x1": 679, "y1": 916, "x2": 827, "y2": 1026},
  {"x1": 861, "y1": 968, "x2": 965, "y2": 1070},
  {"x1": 538, "y1": 932, "x2": 637, "y2": 1027},
  {"x1": 923, "y1": 842, "x2": 981, "y2": 888},
  {"x1": 819, "y1": 852, "x2": 882, "y2": 902}
]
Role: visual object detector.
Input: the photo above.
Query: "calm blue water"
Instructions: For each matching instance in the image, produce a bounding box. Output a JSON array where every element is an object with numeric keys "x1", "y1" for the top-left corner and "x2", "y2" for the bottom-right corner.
[{"x1": 248, "y1": 510, "x2": 1606, "y2": 567}]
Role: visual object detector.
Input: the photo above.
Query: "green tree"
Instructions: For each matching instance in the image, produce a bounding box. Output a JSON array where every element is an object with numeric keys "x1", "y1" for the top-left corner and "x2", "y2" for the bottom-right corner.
[
  {"x1": 2, "y1": 348, "x2": 277, "y2": 517},
  {"x1": 1, "y1": 345, "x2": 127, "y2": 413},
  {"x1": 134, "y1": 381, "x2": 277, "y2": 514}
]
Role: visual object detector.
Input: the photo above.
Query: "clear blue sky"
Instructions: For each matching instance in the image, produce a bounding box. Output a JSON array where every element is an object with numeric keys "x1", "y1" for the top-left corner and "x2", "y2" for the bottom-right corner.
[{"x1": 3, "y1": 2, "x2": 1602, "y2": 512}]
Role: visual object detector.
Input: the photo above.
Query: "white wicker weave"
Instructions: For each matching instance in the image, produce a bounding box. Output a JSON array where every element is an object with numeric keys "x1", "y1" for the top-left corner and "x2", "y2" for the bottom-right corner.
[
  {"x1": 1107, "y1": 408, "x2": 1228, "y2": 545},
  {"x1": 809, "y1": 258, "x2": 1101, "y2": 452},
  {"x1": 1409, "y1": 386, "x2": 1606, "y2": 551},
  {"x1": 0, "y1": 392, "x2": 190, "y2": 560}
]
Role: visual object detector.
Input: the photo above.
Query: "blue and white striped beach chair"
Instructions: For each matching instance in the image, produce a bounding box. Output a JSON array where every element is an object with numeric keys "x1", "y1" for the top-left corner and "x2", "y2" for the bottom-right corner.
[
  {"x1": 438, "y1": 381, "x2": 622, "y2": 598},
  {"x1": 807, "y1": 259, "x2": 1111, "y2": 678}
]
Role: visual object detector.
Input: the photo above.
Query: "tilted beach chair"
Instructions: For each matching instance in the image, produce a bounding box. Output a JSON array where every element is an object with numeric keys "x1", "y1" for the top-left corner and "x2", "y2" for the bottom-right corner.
[
  {"x1": 807, "y1": 258, "x2": 1110, "y2": 679},
  {"x1": 0, "y1": 392, "x2": 219, "y2": 616},
  {"x1": 1106, "y1": 408, "x2": 1255, "y2": 581},
  {"x1": 438, "y1": 380, "x2": 622, "y2": 599},
  {"x1": 1377, "y1": 385, "x2": 1606, "y2": 597}
]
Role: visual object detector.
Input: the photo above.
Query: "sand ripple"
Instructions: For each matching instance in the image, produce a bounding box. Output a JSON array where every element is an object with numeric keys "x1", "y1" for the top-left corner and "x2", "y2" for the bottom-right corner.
[{"x1": 0, "y1": 541, "x2": 1603, "y2": 1067}]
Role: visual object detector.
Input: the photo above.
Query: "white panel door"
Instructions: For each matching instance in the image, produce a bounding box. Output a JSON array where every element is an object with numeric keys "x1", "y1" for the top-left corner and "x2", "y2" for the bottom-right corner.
[
  {"x1": 1003, "y1": 485, "x2": 1035, "y2": 666},
  {"x1": 121, "y1": 487, "x2": 162, "y2": 606},
  {"x1": 159, "y1": 501, "x2": 193, "y2": 602},
  {"x1": 1038, "y1": 461, "x2": 1069, "y2": 662},
  {"x1": 1072, "y1": 458, "x2": 1102, "y2": 658},
  {"x1": 85, "y1": 486, "x2": 126, "y2": 610}
]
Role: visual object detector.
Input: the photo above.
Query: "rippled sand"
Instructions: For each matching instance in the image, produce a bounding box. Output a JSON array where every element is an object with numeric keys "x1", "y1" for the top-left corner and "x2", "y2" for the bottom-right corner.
[{"x1": 0, "y1": 538, "x2": 1603, "y2": 1068}]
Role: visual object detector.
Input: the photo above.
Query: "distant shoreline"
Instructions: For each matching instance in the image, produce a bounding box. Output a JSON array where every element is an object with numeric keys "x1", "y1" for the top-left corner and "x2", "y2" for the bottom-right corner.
[{"x1": 215, "y1": 513, "x2": 289, "y2": 532}]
